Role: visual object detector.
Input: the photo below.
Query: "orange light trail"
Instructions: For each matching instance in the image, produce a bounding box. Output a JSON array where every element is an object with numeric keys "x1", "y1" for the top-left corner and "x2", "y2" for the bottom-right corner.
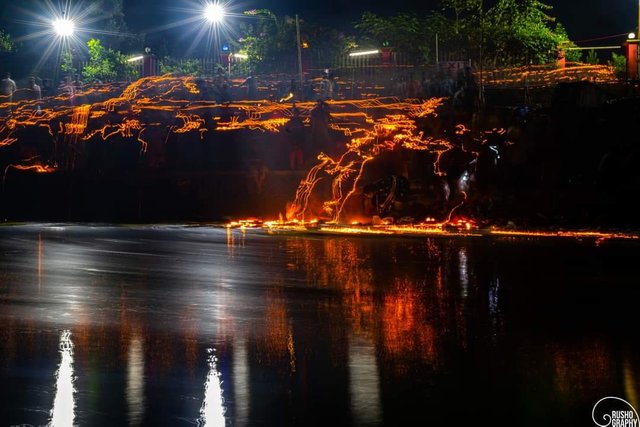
[{"x1": 1, "y1": 75, "x2": 636, "y2": 241}]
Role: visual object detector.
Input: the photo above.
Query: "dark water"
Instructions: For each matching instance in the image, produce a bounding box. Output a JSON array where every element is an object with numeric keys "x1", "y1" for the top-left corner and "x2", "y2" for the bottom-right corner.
[{"x1": 1, "y1": 225, "x2": 639, "y2": 426}]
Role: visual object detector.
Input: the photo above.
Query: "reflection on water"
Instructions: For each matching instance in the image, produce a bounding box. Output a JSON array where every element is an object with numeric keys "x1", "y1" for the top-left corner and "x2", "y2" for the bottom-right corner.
[
  {"x1": 50, "y1": 330, "x2": 75, "y2": 427},
  {"x1": 127, "y1": 335, "x2": 145, "y2": 427},
  {"x1": 349, "y1": 336, "x2": 382, "y2": 426},
  {"x1": 199, "y1": 350, "x2": 226, "y2": 427},
  {"x1": 0, "y1": 225, "x2": 639, "y2": 426},
  {"x1": 233, "y1": 339, "x2": 250, "y2": 427}
]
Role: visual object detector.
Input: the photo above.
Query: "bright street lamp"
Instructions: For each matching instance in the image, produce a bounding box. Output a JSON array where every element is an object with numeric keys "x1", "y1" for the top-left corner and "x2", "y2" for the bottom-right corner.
[
  {"x1": 53, "y1": 18, "x2": 75, "y2": 37},
  {"x1": 204, "y1": 3, "x2": 225, "y2": 24}
]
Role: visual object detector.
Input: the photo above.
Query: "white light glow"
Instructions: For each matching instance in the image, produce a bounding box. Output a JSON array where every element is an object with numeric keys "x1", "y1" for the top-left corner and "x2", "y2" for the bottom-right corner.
[
  {"x1": 349, "y1": 49, "x2": 380, "y2": 57},
  {"x1": 199, "y1": 349, "x2": 226, "y2": 426},
  {"x1": 349, "y1": 336, "x2": 382, "y2": 426},
  {"x1": 232, "y1": 53, "x2": 248, "y2": 59},
  {"x1": 127, "y1": 55, "x2": 144, "y2": 62},
  {"x1": 204, "y1": 3, "x2": 225, "y2": 23},
  {"x1": 53, "y1": 18, "x2": 75, "y2": 37},
  {"x1": 127, "y1": 336, "x2": 145, "y2": 426},
  {"x1": 49, "y1": 330, "x2": 76, "y2": 427},
  {"x1": 233, "y1": 339, "x2": 249, "y2": 426},
  {"x1": 629, "y1": 32, "x2": 637, "y2": 39}
]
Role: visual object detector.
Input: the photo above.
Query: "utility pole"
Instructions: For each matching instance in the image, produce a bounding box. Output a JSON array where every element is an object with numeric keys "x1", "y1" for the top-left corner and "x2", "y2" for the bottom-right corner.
[{"x1": 295, "y1": 15, "x2": 303, "y2": 100}]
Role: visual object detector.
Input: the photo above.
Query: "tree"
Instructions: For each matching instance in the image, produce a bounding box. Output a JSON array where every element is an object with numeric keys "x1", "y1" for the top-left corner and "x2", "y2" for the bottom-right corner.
[
  {"x1": 82, "y1": 38, "x2": 137, "y2": 82},
  {"x1": 354, "y1": 12, "x2": 432, "y2": 63},
  {"x1": 608, "y1": 52, "x2": 626, "y2": 77},
  {"x1": 440, "y1": 0, "x2": 482, "y2": 35},
  {"x1": 0, "y1": 29, "x2": 13, "y2": 52},
  {"x1": 478, "y1": 0, "x2": 572, "y2": 66},
  {"x1": 237, "y1": 10, "x2": 350, "y2": 74},
  {"x1": 60, "y1": 49, "x2": 77, "y2": 77},
  {"x1": 95, "y1": 0, "x2": 137, "y2": 52},
  {"x1": 585, "y1": 49, "x2": 599, "y2": 65},
  {"x1": 159, "y1": 58, "x2": 205, "y2": 76}
]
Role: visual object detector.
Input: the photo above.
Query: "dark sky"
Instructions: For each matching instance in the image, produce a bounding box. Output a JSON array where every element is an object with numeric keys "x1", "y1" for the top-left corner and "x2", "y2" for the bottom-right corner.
[{"x1": 1, "y1": 0, "x2": 637, "y2": 45}]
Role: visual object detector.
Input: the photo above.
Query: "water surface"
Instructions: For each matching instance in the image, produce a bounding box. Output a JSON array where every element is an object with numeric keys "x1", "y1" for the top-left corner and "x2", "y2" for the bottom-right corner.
[{"x1": 1, "y1": 224, "x2": 639, "y2": 426}]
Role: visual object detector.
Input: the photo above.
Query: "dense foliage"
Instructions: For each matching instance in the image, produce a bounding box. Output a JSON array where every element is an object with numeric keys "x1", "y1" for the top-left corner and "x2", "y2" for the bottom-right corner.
[
  {"x1": 236, "y1": 9, "x2": 354, "y2": 74},
  {"x1": 354, "y1": 0, "x2": 576, "y2": 66},
  {"x1": 0, "y1": 29, "x2": 12, "y2": 52},
  {"x1": 82, "y1": 38, "x2": 137, "y2": 82}
]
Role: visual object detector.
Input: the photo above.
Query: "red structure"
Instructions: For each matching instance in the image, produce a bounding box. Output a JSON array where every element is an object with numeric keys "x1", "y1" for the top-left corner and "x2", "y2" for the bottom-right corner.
[
  {"x1": 624, "y1": 40, "x2": 639, "y2": 80},
  {"x1": 142, "y1": 54, "x2": 157, "y2": 77}
]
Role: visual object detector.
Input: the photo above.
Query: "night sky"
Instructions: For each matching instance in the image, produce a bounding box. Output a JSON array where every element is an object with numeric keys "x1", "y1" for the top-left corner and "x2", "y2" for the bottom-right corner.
[{"x1": 0, "y1": 0, "x2": 636, "y2": 45}]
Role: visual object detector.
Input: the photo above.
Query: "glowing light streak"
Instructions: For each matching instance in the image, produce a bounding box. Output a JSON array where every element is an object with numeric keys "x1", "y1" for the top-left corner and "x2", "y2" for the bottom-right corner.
[
  {"x1": 49, "y1": 330, "x2": 76, "y2": 427},
  {"x1": 482, "y1": 63, "x2": 617, "y2": 87},
  {"x1": 198, "y1": 350, "x2": 226, "y2": 426},
  {"x1": 64, "y1": 105, "x2": 91, "y2": 135},
  {"x1": 174, "y1": 112, "x2": 206, "y2": 134},
  {"x1": 127, "y1": 336, "x2": 145, "y2": 426},
  {"x1": 284, "y1": 97, "x2": 448, "y2": 223},
  {"x1": 0, "y1": 137, "x2": 18, "y2": 147},
  {"x1": 349, "y1": 50, "x2": 380, "y2": 57},
  {"x1": 4, "y1": 164, "x2": 56, "y2": 185},
  {"x1": 489, "y1": 229, "x2": 639, "y2": 241}
]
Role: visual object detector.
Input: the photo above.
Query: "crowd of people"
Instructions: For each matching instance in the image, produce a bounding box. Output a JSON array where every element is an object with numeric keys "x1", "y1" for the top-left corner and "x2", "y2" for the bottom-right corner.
[{"x1": 0, "y1": 72, "x2": 85, "y2": 115}]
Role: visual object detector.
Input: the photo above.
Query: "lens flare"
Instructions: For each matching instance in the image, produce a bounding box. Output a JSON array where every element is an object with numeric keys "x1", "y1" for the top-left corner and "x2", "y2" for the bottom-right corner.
[
  {"x1": 53, "y1": 18, "x2": 75, "y2": 37},
  {"x1": 204, "y1": 3, "x2": 225, "y2": 23}
]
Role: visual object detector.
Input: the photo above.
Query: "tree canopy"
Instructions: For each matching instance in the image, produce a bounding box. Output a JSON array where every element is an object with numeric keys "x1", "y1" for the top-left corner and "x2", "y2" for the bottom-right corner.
[
  {"x1": 236, "y1": 10, "x2": 352, "y2": 74},
  {"x1": 0, "y1": 29, "x2": 13, "y2": 52},
  {"x1": 353, "y1": 0, "x2": 575, "y2": 66}
]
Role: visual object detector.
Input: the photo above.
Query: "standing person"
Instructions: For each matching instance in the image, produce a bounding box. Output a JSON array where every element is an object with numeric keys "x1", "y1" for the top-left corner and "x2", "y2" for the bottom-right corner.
[
  {"x1": 310, "y1": 99, "x2": 331, "y2": 156},
  {"x1": 320, "y1": 70, "x2": 334, "y2": 100},
  {"x1": 1, "y1": 72, "x2": 17, "y2": 113},
  {"x1": 28, "y1": 77, "x2": 42, "y2": 112},
  {"x1": 285, "y1": 102, "x2": 305, "y2": 169},
  {"x1": 241, "y1": 74, "x2": 258, "y2": 100},
  {"x1": 60, "y1": 76, "x2": 76, "y2": 106}
]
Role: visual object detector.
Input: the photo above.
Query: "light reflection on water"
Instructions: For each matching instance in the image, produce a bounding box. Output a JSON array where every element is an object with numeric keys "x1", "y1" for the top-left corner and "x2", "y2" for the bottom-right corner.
[
  {"x1": 49, "y1": 330, "x2": 75, "y2": 427},
  {"x1": 127, "y1": 335, "x2": 145, "y2": 427},
  {"x1": 0, "y1": 224, "x2": 639, "y2": 426},
  {"x1": 198, "y1": 350, "x2": 226, "y2": 427}
]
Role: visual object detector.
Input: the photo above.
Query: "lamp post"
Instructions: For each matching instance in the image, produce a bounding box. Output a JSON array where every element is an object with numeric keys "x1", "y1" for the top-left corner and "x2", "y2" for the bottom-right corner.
[
  {"x1": 52, "y1": 15, "x2": 75, "y2": 88},
  {"x1": 204, "y1": 2, "x2": 225, "y2": 67}
]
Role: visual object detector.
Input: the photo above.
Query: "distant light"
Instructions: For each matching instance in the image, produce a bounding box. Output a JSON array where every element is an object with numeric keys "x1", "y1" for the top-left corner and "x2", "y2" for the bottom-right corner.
[
  {"x1": 204, "y1": 3, "x2": 225, "y2": 23},
  {"x1": 53, "y1": 18, "x2": 75, "y2": 37},
  {"x1": 127, "y1": 55, "x2": 144, "y2": 62},
  {"x1": 349, "y1": 49, "x2": 380, "y2": 57},
  {"x1": 629, "y1": 33, "x2": 636, "y2": 39},
  {"x1": 221, "y1": 44, "x2": 229, "y2": 52},
  {"x1": 233, "y1": 53, "x2": 248, "y2": 59}
]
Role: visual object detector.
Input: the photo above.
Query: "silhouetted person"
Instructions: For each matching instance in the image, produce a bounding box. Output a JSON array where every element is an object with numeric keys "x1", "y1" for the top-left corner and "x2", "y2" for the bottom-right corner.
[
  {"x1": 1, "y1": 72, "x2": 17, "y2": 113},
  {"x1": 28, "y1": 77, "x2": 42, "y2": 112},
  {"x1": 285, "y1": 103, "x2": 305, "y2": 169},
  {"x1": 310, "y1": 99, "x2": 331, "y2": 156},
  {"x1": 245, "y1": 140, "x2": 268, "y2": 195},
  {"x1": 59, "y1": 76, "x2": 76, "y2": 106},
  {"x1": 320, "y1": 71, "x2": 334, "y2": 100},
  {"x1": 241, "y1": 74, "x2": 258, "y2": 100}
]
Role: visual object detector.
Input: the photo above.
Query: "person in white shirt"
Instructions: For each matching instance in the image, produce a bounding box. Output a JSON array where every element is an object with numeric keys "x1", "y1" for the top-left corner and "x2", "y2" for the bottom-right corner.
[
  {"x1": 29, "y1": 77, "x2": 42, "y2": 111},
  {"x1": 1, "y1": 72, "x2": 17, "y2": 112}
]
